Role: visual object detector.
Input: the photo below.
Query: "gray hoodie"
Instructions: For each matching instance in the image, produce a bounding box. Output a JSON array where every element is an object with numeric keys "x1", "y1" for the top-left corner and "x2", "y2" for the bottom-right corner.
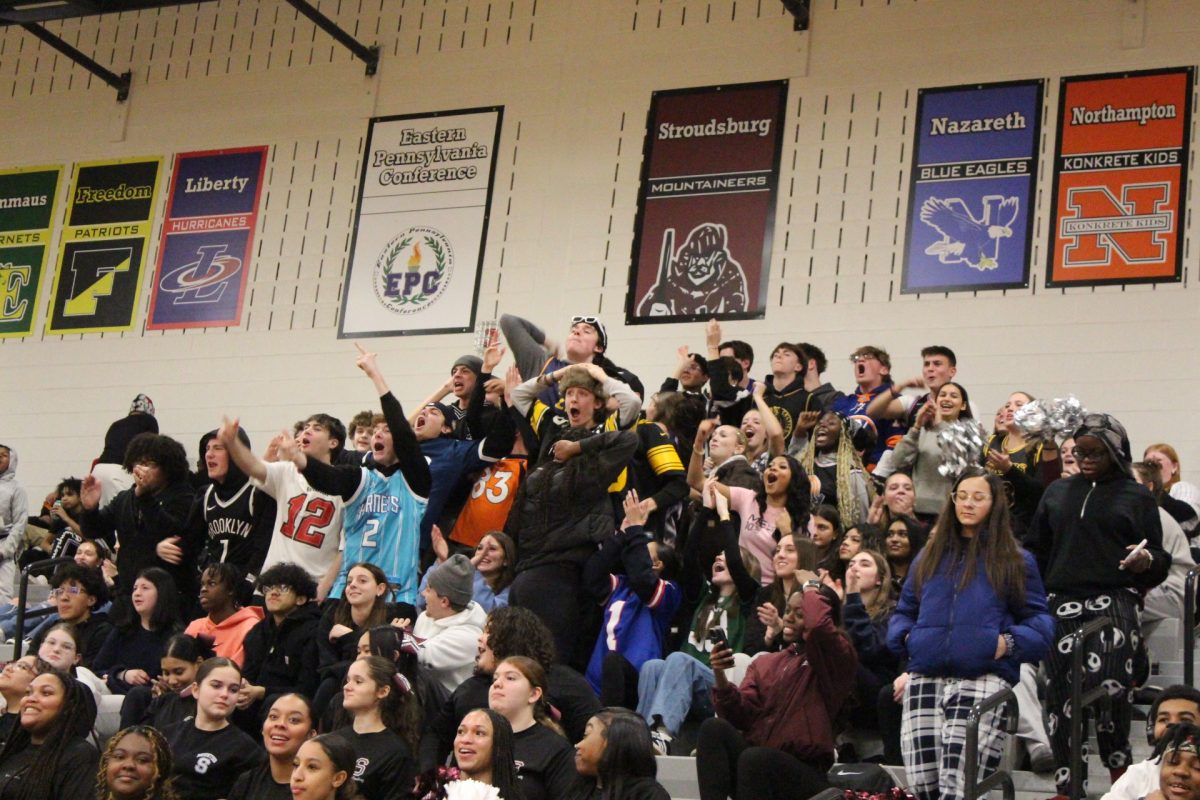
[{"x1": 0, "y1": 446, "x2": 27, "y2": 602}]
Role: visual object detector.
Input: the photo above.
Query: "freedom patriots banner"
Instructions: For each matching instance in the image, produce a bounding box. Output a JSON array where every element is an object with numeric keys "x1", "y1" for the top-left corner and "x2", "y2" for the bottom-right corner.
[
  {"x1": 902, "y1": 80, "x2": 1043, "y2": 294},
  {"x1": 626, "y1": 80, "x2": 787, "y2": 324},
  {"x1": 0, "y1": 165, "x2": 61, "y2": 337},
  {"x1": 1048, "y1": 67, "x2": 1193, "y2": 287},
  {"x1": 339, "y1": 107, "x2": 502, "y2": 338},
  {"x1": 147, "y1": 146, "x2": 268, "y2": 329},
  {"x1": 46, "y1": 157, "x2": 163, "y2": 334}
]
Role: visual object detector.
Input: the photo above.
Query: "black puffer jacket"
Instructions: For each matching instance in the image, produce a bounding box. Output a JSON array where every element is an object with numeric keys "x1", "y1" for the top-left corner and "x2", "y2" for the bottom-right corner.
[
  {"x1": 241, "y1": 601, "x2": 322, "y2": 701},
  {"x1": 507, "y1": 429, "x2": 637, "y2": 570}
]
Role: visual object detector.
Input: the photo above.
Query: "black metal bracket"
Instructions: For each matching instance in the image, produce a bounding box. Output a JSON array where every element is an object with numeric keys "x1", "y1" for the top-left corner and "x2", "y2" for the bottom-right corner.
[
  {"x1": 282, "y1": 0, "x2": 379, "y2": 76},
  {"x1": 20, "y1": 22, "x2": 131, "y2": 101}
]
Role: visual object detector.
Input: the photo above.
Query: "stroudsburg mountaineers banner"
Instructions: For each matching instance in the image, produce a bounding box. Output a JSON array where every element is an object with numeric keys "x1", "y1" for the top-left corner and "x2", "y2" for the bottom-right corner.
[
  {"x1": 903, "y1": 80, "x2": 1043, "y2": 294},
  {"x1": 0, "y1": 165, "x2": 61, "y2": 337},
  {"x1": 1048, "y1": 67, "x2": 1193, "y2": 287},
  {"x1": 627, "y1": 80, "x2": 787, "y2": 324},
  {"x1": 340, "y1": 107, "x2": 502, "y2": 338},
  {"x1": 46, "y1": 157, "x2": 163, "y2": 334},
  {"x1": 147, "y1": 146, "x2": 268, "y2": 329}
]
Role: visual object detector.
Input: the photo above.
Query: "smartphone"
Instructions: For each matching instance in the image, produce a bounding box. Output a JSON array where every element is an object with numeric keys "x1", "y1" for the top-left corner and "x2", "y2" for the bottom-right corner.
[{"x1": 707, "y1": 626, "x2": 728, "y2": 652}]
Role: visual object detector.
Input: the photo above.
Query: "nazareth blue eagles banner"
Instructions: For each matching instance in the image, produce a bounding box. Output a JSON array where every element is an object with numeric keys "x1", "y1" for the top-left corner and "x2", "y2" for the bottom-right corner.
[
  {"x1": 902, "y1": 80, "x2": 1043, "y2": 294},
  {"x1": 147, "y1": 146, "x2": 268, "y2": 329}
]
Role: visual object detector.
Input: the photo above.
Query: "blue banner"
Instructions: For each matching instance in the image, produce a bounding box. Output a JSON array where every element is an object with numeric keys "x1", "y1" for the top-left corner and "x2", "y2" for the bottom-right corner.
[{"x1": 902, "y1": 80, "x2": 1043, "y2": 294}]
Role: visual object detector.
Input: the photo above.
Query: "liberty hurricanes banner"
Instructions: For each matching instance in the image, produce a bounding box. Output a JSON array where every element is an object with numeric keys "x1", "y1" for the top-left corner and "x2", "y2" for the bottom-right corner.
[
  {"x1": 903, "y1": 80, "x2": 1043, "y2": 294},
  {"x1": 1048, "y1": 67, "x2": 1193, "y2": 287},
  {"x1": 340, "y1": 107, "x2": 502, "y2": 338},
  {"x1": 147, "y1": 146, "x2": 268, "y2": 329},
  {"x1": 627, "y1": 80, "x2": 787, "y2": 324},
  {"x1": 0, "y1": 165, "x2": 61, "y2": 337},
  {"x1": 46, "y1": 157, "x2": 163, "y2": 334}
]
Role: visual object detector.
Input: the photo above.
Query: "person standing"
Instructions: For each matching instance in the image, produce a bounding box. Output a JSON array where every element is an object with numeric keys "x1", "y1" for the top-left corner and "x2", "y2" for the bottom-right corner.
[{"x1": 0, "y1": 446, "x2": 27, "y2": 605}]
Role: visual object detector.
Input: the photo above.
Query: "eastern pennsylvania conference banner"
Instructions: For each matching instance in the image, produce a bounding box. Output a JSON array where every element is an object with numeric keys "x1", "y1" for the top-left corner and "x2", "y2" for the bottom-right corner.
[
  {"x1": 903, "y1": 80, "x2": 1042, "y2": 294},
  {"x1": 627, "y1": 80, "x2": 787, "y2": 325},
  {"x1": 147, "y1": 146, "x2": 268, "y2": 330},
  {"x1": 1048, "y1": 67, "x2": 1193, "y2": 287},
  {"x1": 46, "y1": 157, "x2": 163, "y2": 334},
  {"x1": 340, "y1": 107, "x2": 502, "y2": 338},
  {"x1": 0, "y1": 165, "x2": 61, "y2": 337}
]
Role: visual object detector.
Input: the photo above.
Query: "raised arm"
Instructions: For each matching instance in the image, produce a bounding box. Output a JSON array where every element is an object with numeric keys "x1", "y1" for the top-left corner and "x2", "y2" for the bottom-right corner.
[
  {"x1": 355, "y1": 344, "x2": 432, "y2": 497},
  {"x1": 866, "y1": 376, "x2": 923, "y2": 422},
  {"x1": 687, "y1": 419, "x2": 717, "y2": 495},
  {"x1": 216, "y1": 417, "x2": 269, "y2": 484},
  {"x1": 752, "y1": 382, "x2": 785, "y2": 457},
  {"x1": 499, "y1": 313, "x2": 552, "y2": 381}
]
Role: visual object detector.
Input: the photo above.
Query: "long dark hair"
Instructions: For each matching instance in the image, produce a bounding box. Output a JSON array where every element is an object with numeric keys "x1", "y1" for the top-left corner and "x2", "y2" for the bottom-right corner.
[
  {"x1": 333, "y1": 563, "x2": 392, "y2": 629},
  {"x1": 593, "y1": 709, "x2": 659, "y2": 800},
  {"x1": 338, "y1": 655, "x2": 418, "y2": 750},
  {"x1": 766, "y1": 535, "x2": 818, "y2": 614},
  {"x1": 0, "y1": 670, "x2": 96, "y2": 800},
  {"x1": 753, "y1": 454, "x2": 812, "y2": 531},
  {"x1": 95, "y1": 725, "x2": 178, "y2": 800},
  {"x1": 911, "y1": 467, "x2": 1026, "y2": 605},
  {"x1": 495, "y1": 656, "x2": 563, "y2": 736},
  {"x1": 454, "y1": 708, "x2": 521, "y2": 799},
  {"x1": 305, "y1": 734, "x2": 363, "y2": 800},
  {"x1": 938, "y1": 381, "x2": 974, "y2": 420},
  {"x1": 479, "y1": 532, "x2": 517, "y2": 595},
  {"x1": 119, "y1": 568, "x2": 182, "y2": 634}
]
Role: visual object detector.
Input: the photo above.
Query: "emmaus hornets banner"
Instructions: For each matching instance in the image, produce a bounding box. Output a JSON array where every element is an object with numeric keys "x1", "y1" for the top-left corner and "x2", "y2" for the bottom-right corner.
[
  {"x1": 340, "y1": 107, "x2": 502, "y2": 338},
  {"x1": 626, "y1": 80, "x2": 787, "y2": 324},
  {"x1": 1048, "y1": 67, "x2": 1193, "y2": 287},
  {"x1": 0, "y1": 165, "x2": 61, "y2": 337},
  {"x1": 903, "y1": 80, "x2": 1043, "y2": 294},
  {"x1": 47, "y1": 157, "x2": 163, "y2": 334},
  {"x1": 147, "y1": 146, "x2": 268, "y2": 329}
]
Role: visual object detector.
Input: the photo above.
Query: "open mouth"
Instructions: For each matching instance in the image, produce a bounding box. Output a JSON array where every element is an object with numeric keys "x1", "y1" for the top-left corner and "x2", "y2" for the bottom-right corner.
[
  {"x1": 856, "y1": 363, "x2": 866, "y2": 378},
  {"x1": 568, "y1": 406, "x2": 583, "y2": 424},
  {"x1": 373, "y1": 442, "x2": 385, "y2": 453}
]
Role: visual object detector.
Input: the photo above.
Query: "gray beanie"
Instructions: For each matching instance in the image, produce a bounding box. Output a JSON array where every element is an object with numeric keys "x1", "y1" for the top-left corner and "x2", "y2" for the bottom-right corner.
[
  {"x1": 427, "y1": 554, "x2": 474, "y2": 608},
  {"x1": 452, "y1": 354, "x2": 483, "y2": 374}
]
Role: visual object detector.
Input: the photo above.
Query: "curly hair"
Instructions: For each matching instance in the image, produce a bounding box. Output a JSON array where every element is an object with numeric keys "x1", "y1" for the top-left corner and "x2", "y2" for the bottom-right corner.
[
  {"x1": 49, "y1": 563, "x2": 108, "y2": 608},
  {"x1": 0, "y1": 670, "x2": 96, "y2": 800},
  {"x1": 484, "y1": 606, "x2": 556, "y2": 669},
  {"x1": 122, "y1": 433, "x2": 191, "y2": 486},
  {"x1": 95, "y1": 725, "x2": 179, "y2": 800},
  {"x1": 256, "y1": 561, "x2": 318, "y2": 601},
  {"x1": 798, "y1": 412, "x2": 875, "y2": 526}
]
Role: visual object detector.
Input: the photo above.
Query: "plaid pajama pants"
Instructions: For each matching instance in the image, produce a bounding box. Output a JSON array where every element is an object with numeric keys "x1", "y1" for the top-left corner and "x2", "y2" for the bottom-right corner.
[{"x1": 901, "y1": 673, "x2": 1011, "y2": 800}]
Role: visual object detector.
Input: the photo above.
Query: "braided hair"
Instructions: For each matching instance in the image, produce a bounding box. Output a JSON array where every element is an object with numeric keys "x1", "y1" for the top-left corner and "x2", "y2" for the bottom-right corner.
[
  {"x1": 95, "y1": 725, "x2": 179, "y2": 800},
  {"x1": 0, "y1": 670, "x2": 96, "y2": 800},
  {"x1": 1153, "y1": 719, "x2": 1200, "y2": 762},
  {"x1": 798, "y1": 411, "x2": 875, "y2": 527}
]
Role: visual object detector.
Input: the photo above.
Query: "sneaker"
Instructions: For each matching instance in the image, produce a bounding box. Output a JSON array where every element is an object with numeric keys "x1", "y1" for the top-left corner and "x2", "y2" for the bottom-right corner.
[
  {"x1": 649, "y1": 727, "x2": 672, "y2": 757},
  {"x1": 1028, "y1": 743, "x2": 1056, "y2": 775}
]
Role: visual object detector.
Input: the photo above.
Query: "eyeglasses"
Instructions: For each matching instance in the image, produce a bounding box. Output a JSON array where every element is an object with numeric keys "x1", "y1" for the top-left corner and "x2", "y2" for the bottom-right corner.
[
  {"x1": 953, "y1": 491, "x2": 990, "y2": 504},
  {"x1": 849, "y1": 355, "x2": 879, "y2": 363},
  {"x1": 2, "y1": 661, "x2": 33, "y2": 675},
  {"x1": 262, "y1": 585, "x2": 295, "y2": 596},
  {"x1": 1070, "y1": 448, "x2": 1107, "y2": 462},
  {"x1": 49, "y1": 586, "x2": 82, "y2": 599}
]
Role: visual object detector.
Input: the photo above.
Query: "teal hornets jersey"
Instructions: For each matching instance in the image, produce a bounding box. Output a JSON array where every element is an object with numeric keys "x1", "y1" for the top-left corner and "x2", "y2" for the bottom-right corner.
[{"x1": 330, "y1": 466, "x2": 427, "y2": 604}]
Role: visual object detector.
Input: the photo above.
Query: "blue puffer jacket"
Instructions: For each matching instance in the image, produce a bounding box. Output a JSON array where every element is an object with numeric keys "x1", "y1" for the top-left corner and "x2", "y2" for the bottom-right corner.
[{"x1": 886, "y1": 548, "x2": 1054, "y2": 685}]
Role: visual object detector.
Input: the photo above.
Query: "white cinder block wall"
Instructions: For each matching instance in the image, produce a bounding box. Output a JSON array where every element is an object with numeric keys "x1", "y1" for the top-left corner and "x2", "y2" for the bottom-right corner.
[{"x1": 2, "y1": 0, "x2": 1198, "y2": 496}]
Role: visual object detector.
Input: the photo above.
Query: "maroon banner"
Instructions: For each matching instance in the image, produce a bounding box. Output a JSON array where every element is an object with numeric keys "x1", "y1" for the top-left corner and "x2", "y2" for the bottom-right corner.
[{"x1": 626, "y1": 80, "x2": 787, "y2": 324}]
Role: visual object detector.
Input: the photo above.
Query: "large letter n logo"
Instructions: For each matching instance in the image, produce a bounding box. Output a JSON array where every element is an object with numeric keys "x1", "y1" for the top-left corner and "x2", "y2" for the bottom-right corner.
[{"x1": 1060, "y1": 184, "x2": 1172, "y2": 267}]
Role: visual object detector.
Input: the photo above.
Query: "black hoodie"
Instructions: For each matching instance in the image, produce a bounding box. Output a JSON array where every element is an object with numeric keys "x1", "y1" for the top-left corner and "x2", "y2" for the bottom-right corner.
[{"x1": 240, "y1": 600, "x2": 322, "y2": 701}]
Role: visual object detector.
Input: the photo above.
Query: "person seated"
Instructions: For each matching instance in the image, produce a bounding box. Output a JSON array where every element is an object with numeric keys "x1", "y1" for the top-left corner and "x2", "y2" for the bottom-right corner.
[
  {"x1": 1102, "y1": 685, "x2": 1200, "y2": 800},
  {"x1": 290, "y1": 734, "x2": 364, "y2": 800},
  {"x1": 36, "y1": 622, "x2": 108, "y2": 703},
  {"x1": 884, "y1": 514, "x2": 926, "y2": 595},
  {"x1": 118, "y1": 632, "x2": 213, "y2": 731},
  {"x1": 331, "y1": 656, "x2": 417, "y2": 800},
  {"x1": 92, "y1": 568, "x2": 184, "y2": 695},
  {"x1": 488, "y1": 656, "x2": 577, "y2": 800},
  {"x1": 412, "y1": 708, "x2": 522, "y2": 800},
  {"x1": 413, "y1": 554, "x2": 488, "y2": 695},
  {"x1": 585, "y1": 492, "x2": 682, "y2": 707},
  {"x1": 95, "y1": 725, "x2": 176, "y2": 800},
  {"x1": 183, "y1": 563, "x2": 264, "y2": 666},
  {"x1": 840, "y1": 551, "x2": 900, "y2": 736},
  {"x1": 743, "y1": 533, "x2": 817, "y2": 655},
  {"x1": 0, "y1": 657, "x2": 47, "y2": 743},
  {"x1": 418, "y1": 606, "x2": 600, "y2": 771},
  {"x1": 573, "y1": 707, "x2": 671, "y2": 800},
  {"x1": 229, "y1": 693, "x2": 317, "y2": 800},
  {"x1": 1141, "y1": 722, "x2": 1200, "y2": 800},
  {"x1": 26, "y1": 563, "x2": 111, "y2": 668},
  {"x1": 163, "y1": 657, "x2": 265, "y2": 800},
  {"x1": 696, "y1": 584, "x2": 857, "y2": 800},
  {"x1": 238, "y1": 562, "x2": 322, "y2": 715},
  {"x1": 1144, "y1": 444, "x2": 1200, "y2": 536},
  {"x1": 0, "y1": 669, "x2": 99, "y2": 800}
]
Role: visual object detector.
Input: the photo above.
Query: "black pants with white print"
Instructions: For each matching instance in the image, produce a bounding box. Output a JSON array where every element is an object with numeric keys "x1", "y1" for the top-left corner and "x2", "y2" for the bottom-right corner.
[{"x1": 1044, "y1": 590, "x2": 1140, "y2": 795}]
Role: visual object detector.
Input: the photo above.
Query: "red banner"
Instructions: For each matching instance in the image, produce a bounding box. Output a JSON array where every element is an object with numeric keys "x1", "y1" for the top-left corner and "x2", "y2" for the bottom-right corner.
[{"x1": 1048, "y1": 67, "x2": 1192, "y2": 287}]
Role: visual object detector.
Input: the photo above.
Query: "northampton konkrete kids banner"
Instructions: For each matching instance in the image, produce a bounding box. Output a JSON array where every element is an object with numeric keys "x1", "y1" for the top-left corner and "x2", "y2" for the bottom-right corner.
[
  {"x1": 626, "y1": 79, "x2": 787, "y2": 325},
  {"x1": 903, "y1": 80, "x2": 1043, "y2": 294},
  {"x1": 0, "y1": 165, "x2": 61, "y2": 338},
  {"x1": 339, "y1": 107, "x2": 502, "y2": 338},
  {"x1": 147, "y1": 146, "x2": 268, "y2": 330},
  {"x1": 46, "y1": 157, "x2": 163, "y2": 335},
  {"x1": 1048, "y1": 67, "x2": 1193, "y2": 287}
]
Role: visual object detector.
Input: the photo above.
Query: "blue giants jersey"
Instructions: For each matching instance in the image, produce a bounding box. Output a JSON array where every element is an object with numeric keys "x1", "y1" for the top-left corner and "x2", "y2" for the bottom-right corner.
[
  {"x1": 585, "y1": 575, "x2": 682, "y2": 694},
  {"x1": 330, "y1": 467, "x2": 428, "y2": 604}
]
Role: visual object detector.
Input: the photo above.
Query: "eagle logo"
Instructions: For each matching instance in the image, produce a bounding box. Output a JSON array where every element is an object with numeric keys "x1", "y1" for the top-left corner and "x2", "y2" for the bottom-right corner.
[{"x1": 919, "y1": 195, "x2": 1019, "y2": 271}]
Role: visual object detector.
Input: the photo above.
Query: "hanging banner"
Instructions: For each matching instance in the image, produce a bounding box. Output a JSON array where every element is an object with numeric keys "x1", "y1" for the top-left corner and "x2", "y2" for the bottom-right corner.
[
  {"x1": 147, "y1": 146, "x2": 268, "y2": 330},
  {"x1": 0, "y1": 165, "x2": 61, "y2": 337},
  {"x1": 1048, "y1": 67, "x2": 1193, "y2": 287},
  {"x1": 339, "y1": 107, "x2": 502, "y2": 338},
  {"x1": 626, "y1": 80, "x2": 787, "y2": 325},
  {"x1": 902, "y1": 80, "x2": 1043, "y2": 294},
  {"x1": 46, "y1": 157, "x2": 163, "y2": 334}
]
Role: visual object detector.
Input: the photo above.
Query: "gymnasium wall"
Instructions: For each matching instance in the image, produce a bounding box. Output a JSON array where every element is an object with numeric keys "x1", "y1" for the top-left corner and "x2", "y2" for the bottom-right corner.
[{"x1": 2, "y1": 0, "x2": 1198, "y2": 495}]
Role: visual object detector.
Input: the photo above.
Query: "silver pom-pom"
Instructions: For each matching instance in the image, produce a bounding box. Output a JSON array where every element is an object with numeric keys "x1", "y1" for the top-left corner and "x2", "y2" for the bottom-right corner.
[
  {"x1": 1014, "y1": 395, "x2": 1087, "y2": 443},
  {"x1": 937, "y1": 420, "x2": 987, "y2": 478}
]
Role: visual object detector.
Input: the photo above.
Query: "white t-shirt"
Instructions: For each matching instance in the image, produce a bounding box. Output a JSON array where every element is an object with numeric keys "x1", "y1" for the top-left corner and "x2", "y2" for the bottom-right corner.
[
  {"x1": 253, "y1": 461, "x2": 344, "y2": 582},
  {"x1": 1101, "y1": 758, "x2": 1158, "y2": 800}
]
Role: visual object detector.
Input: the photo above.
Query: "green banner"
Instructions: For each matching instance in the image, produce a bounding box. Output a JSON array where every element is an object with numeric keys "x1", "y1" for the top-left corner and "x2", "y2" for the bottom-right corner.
[{"x1": 0, "y1": 166, "x2": 61, "y2": 337}]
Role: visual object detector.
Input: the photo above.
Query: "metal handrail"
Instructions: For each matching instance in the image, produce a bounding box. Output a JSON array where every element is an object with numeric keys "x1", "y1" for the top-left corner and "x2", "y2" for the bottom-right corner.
[
  {"x1": 963, "y1": 686, "x2": 1019, "y2": 800},
  {"x1": 12, "y1": 557, "x2": 75, "y2": 661},
  {"x1": 1069, "y1": 616, "x2": 1113, "y2": 800},
  {"x1": 1185, "y1": 565, "x2": 1200, "y2": 686}
]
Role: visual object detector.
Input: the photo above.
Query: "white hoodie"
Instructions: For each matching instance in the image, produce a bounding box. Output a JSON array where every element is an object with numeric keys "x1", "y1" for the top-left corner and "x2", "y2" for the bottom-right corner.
[
  {"x1": 0, "y1": 447, "x2": 27, "y2": 603},
  {"x1": 413, "y1": 601, "x2": 488, "y2": 693}
]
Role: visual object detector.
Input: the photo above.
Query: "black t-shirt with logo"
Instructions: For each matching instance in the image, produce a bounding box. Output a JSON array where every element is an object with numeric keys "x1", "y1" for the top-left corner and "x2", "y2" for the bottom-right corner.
[
  {"x1": 331, "y1": 727, "x2": 415, "y2": 800},
  {"x1": 163, "y1": 720, "x2": 265, "y2": 800}
]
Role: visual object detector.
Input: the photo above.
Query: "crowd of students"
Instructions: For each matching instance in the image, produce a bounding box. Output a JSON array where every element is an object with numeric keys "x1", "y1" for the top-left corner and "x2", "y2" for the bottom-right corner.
[{"x1": 0, "y1": 310, "x2": 1196, "y2": 800}]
